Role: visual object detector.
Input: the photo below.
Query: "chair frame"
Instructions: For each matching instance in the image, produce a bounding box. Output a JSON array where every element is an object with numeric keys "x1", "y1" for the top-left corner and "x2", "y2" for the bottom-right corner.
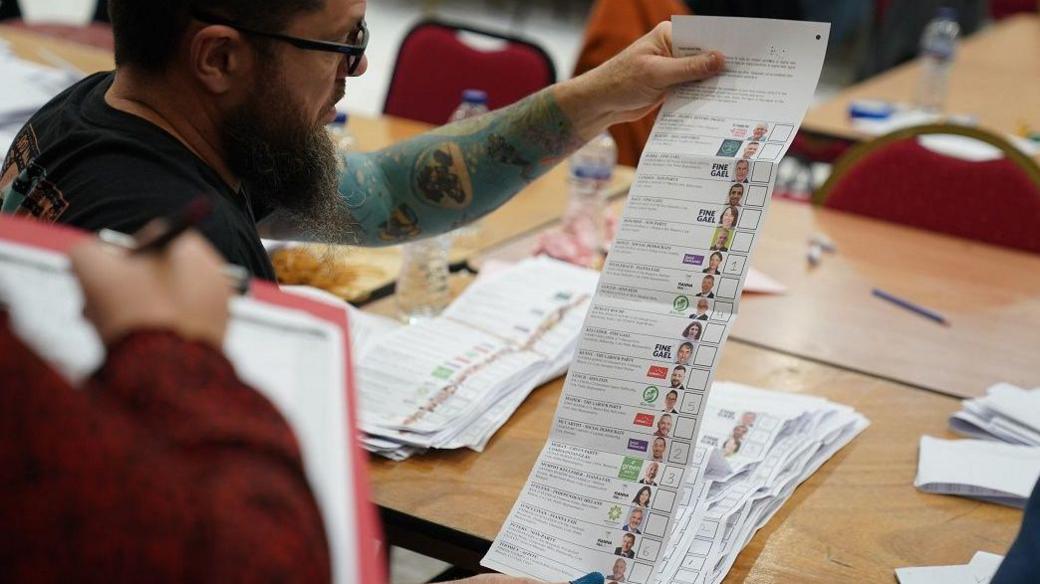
[
  {"x1": 813, "y1": 122, "x2": 1040, "y2": 205},
  {"x1": 382, "y1": 18, "x2": 557, "y2": 116}
]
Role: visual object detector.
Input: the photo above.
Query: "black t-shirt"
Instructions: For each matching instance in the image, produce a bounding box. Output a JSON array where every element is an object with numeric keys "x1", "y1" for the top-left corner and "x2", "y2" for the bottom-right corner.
[{"x1": 0, "y1": 71, "x2": 276, "y2": 280}]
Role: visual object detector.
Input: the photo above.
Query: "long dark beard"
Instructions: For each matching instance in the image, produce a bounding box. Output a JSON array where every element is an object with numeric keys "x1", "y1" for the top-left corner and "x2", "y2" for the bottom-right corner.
[{"x1": 221, "y1": 76, "x2": 354, "y2": 243}]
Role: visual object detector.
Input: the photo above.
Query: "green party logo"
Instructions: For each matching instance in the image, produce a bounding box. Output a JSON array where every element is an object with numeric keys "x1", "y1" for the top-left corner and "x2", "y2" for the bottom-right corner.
[
  {"x1": 643, "y1": 385, "x2": 659, "y2": 403},
  {"x1": 608, "y1": 505, "x2": 623, "y2": 522},
  {"x1": 672, "y1": 295, "x2": 690, "y2": 312}
]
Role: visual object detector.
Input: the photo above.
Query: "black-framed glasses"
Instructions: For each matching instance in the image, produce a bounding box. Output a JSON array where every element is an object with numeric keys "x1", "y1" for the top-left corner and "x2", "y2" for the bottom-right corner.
[{"x1": 192, "y1": 11, "x2": 368, "y2": 75}]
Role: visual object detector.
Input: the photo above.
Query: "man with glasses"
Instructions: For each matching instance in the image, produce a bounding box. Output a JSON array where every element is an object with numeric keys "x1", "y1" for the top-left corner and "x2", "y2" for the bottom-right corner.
[{"x1": 1, "y1": 0, "x2": 724, "y2": 281}]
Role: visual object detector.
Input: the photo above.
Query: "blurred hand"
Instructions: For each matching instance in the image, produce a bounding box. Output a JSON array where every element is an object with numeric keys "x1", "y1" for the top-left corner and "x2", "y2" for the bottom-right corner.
[
  {"x1": 69, "y1": 231, "x2": 231, "y2": 348},
  {"x1": 558, "y1": 20, "x2": 724, "y2": 134}
]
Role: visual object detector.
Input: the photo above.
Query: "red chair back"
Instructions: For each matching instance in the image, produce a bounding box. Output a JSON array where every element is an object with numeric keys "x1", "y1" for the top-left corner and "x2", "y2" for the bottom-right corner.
[
  {"x1": 383, "y1": 20, "x2": 556, "y2": 125},
  {"x1": 816, "y1": 124, "x2": 1040, "y2": 254}
]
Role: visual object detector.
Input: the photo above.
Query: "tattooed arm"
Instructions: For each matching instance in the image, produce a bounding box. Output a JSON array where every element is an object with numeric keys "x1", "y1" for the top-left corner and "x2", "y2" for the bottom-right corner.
[
  {"x1": 327, "y1": 21, "x2": 725, "y2": 245},
  {"x1": 339, "y1": 88, "x2": 583, "y2": 244}
]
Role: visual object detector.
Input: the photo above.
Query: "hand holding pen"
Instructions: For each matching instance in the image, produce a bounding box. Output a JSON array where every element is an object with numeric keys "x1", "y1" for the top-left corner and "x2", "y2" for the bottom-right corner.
[{"x1": 70, "y1": 197, "x2": 242, "y2": 347}]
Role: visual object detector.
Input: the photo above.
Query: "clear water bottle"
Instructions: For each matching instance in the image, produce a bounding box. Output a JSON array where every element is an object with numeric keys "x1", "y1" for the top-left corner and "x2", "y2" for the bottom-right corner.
[
  {"x1": 396, "y1": 234, "x2": 452, "y2": 323},
  {"x1": 915, "y1": 7, "x2": 960, "y2": 113},
  {"x1": 448, "y1": 89, "x2": 489, "y2": 122},
  {"x1": 396, "y1": 90, "x2": 489, "y2": 322},
  {"x1": 564, "y1": 132, "x2": 617, "y2": 253}
]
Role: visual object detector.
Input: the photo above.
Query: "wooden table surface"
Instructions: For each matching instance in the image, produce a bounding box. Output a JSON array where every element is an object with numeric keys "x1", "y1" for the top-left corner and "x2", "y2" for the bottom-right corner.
[
  {"x1": 801, "y1": 14, "x2": 1040, "y2": 144},
  {"x1": 479, "y1": 197, "x2": 1040, "y2": 399},
  {"x1": 0, "y1": 25, "x2": 114, "y2": 73},
  {"x1": 368, "y1": 337, "x2": 1022, "y2": 581}
]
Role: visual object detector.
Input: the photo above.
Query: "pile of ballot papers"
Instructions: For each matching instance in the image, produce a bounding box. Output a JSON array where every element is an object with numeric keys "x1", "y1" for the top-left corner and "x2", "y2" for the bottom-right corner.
[
  {"x1": 950, "y1": 382, "x2": 1040, "y2": 446},
  {"x1": 653, "y1": 383, "x2": 869, "y2": 584},
  {"x1": 0, "y1": 41, "x2": 81, "y2": 151},
  {"x1": 910, "y1": 382, "x2": 1040, "y2": 508},
  {"x1": 349, "y1": 256, "x2": 601, "y2": 460}
]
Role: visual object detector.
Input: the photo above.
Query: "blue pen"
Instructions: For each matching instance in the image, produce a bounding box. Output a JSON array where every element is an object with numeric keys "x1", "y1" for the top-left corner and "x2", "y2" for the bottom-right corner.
[{"x1": 871, "y1": 288, "x2": 949, "y2": 326}]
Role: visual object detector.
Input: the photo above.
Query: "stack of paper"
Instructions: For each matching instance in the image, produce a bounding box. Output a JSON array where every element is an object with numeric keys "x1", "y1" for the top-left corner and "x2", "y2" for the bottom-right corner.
[
  {"x1": 0, "y1": 49, "x2": 80, "y2": 151},
  {"x1": 950, "y1": 382, "x2": 1040, "y2": 446},
  {"x1": 351, "y1": 256, "x2": 600, "y2": 460},
  {"x1": 475, "y1": 376, "x2": 868, "y2": 584},
  {"x1": 915, "y1": 435, "x2": 1040, "y2": 508},
  {"x1": 653, "y1": 383, "x2": 869, "y2": 584},
  {"x1": 896, "y1": 551, "x2": 1004, "y2": 584}
]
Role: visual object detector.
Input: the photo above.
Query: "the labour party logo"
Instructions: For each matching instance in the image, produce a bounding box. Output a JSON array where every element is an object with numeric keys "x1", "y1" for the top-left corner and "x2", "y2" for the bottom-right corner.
[
  {"x1": 643, "y1": 385, "x2": 659, "y2": 403},
  {"x1": 672, "y1": 295, "x2": 690, "y2": 312},
  {"x1": 647, "y1": 366, "x2": 668, "y2": 379}
]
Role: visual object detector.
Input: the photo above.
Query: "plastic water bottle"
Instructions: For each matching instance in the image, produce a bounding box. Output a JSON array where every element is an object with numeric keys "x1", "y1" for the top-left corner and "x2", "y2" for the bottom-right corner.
[
  {"x1": 396, "y1": 234, "x2": 452, "y2": 323},
  {"x1": 396, "y1": 90, "x2": 488, "y2": 322},
  {"x1": 564, "y1": 132, "x2": 617, "y2": 253},
  {"x1": 915, "y1": 7, "x2": 960, "y2": 113},
  {"x1": 448, "y1": 89, "x2": 490, "y2": 122}
]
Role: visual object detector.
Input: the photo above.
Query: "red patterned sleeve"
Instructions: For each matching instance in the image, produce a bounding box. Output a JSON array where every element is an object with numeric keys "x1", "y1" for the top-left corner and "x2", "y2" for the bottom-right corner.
[{"x1": 0, "y1": 315, "x2": 331, "y2": 583}]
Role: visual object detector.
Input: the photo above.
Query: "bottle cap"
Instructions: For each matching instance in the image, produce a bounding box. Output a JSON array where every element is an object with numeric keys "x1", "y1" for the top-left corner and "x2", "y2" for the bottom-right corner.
[
  {"x1": 332, "y1": 111, "x2": 348, "y2": 125},
  {"x1": 848, "y1": 100, "x2": 895, "y2": 120},
  {"x1": 462, "y1": 89, "x2": 488, "y2": 104}
]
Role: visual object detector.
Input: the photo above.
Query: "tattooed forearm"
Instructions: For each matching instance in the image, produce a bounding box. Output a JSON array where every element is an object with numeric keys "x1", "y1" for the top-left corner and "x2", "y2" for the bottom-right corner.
[{"x1": 337, "y1": 88, "x2": 585, "y2": 245}]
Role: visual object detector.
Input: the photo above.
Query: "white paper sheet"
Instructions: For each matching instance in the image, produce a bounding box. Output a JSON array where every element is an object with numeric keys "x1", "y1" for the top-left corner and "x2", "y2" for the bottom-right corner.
[
  {"x1": 481, "y1": 16, "x2": 830, "y2": 582},
  {"x1": 915, "y1": 435, "x2": 1040, "y2": 507}
]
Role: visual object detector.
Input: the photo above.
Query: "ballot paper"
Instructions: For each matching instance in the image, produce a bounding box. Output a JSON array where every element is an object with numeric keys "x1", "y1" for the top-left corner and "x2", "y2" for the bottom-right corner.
[
  {"x1": 655, "y1": 383, "x2": 867, "y2": 584},
  {"x1": 915, "y1": 435, "x2": 1040, "y2": 508},
  {"x1": 481, "y1": 16, "x2": 830, "y2": 583},
  {"x1": 0, "y1": 218, "x2": 385, "y2": 584},
  {"x1": 351, "y1": 256, "x2": 601, "y2": 460},
  {"x1": 0, "y1": 52, "x2": 80, "y2": 152},
  {"x1": 895, "y1": 551, "x2": 1005, "y2": 584},
  {"x1": 951, "y1": 382, "x2": 1040, "y2": 446}
]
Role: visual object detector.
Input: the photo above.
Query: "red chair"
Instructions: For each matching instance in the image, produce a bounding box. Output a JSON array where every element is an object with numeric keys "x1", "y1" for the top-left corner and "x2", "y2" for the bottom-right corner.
[
  {"x1": 814, "y1": 124, "x2": 1040, "y2": 254},
  {"x1": 383, "y1": 19, "x2": 556, "y2": 125}
]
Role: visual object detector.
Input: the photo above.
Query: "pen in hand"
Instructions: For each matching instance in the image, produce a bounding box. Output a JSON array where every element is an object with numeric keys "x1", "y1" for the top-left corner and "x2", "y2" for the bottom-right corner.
[{"x1": 97, "y1": 196, "x2": 250, "y2": 294}]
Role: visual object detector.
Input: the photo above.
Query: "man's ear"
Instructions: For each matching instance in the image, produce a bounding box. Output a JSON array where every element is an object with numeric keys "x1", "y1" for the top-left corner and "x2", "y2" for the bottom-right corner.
[{"x1": 188, "y1": 24, "x2": 253, "y2": 94}]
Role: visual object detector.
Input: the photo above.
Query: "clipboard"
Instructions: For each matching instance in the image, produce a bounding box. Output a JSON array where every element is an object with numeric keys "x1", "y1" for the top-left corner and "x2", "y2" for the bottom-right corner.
[{"x1": 0, "y1": 214, "x2": 386, "y2": 584}]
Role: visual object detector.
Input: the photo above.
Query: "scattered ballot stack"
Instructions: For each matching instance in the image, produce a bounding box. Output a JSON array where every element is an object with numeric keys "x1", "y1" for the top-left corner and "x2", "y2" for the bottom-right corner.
[
  {"x1": 654, "y1": 383, "x2": 869, "y2": 584},
  {"x1": 911, "y1": 382, "x2": 1040, "y2": 508},
  {"x1": 950, "y1": 382, "x2": 1040, "y2": 446},
  {"x1": 351, "y1": 257, "x2": 600, "y2": 460}
]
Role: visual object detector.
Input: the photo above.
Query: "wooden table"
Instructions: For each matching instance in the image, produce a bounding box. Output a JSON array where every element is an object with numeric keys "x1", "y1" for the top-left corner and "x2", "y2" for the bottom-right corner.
[
  {"x1": 368, "y1": 336, "x2": 1022, "y2": 581},
  {"x1": 0, "y1": 25, "x2": 115, "y2": 73},
  {"x1": 479, "y1": 197, "x2": 1040, "y2": 400},
  {"x1": 801, "y1": 14, "x2": 1040, "y2": 145}
]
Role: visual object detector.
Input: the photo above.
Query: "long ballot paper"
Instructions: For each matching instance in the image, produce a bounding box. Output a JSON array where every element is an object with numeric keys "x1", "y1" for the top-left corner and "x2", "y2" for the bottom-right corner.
[
  {"x1": 482, "y1": 17, "x2": 829, "y2": 582},
  {"x1": 0, "y1": 215, "x2": 385, "y2": 584}
]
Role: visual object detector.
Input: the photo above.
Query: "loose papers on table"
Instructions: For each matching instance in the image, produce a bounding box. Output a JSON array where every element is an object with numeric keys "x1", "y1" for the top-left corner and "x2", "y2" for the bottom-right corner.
[
  {"x1": 950, "y1": 382, "x2": 1040, "y2": 446},
  {"x1": 481, "y1": 16, "x2": 831, "y2": 583},
  {"x1": 915, "y1": 436, "x2": 1040, "y2": 508},
  {"x1": 896, "y1": 551, "x2": 1004, "y2": 584},
  {"x1": 352, "y1": 256, "x2": 601, "y2": 460}
]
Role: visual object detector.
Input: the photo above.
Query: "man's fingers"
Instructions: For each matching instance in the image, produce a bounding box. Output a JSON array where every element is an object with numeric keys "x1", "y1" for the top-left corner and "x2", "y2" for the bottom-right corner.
[{"x1": 654, "y1": 50, "x2": 725, "y2": 87}]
